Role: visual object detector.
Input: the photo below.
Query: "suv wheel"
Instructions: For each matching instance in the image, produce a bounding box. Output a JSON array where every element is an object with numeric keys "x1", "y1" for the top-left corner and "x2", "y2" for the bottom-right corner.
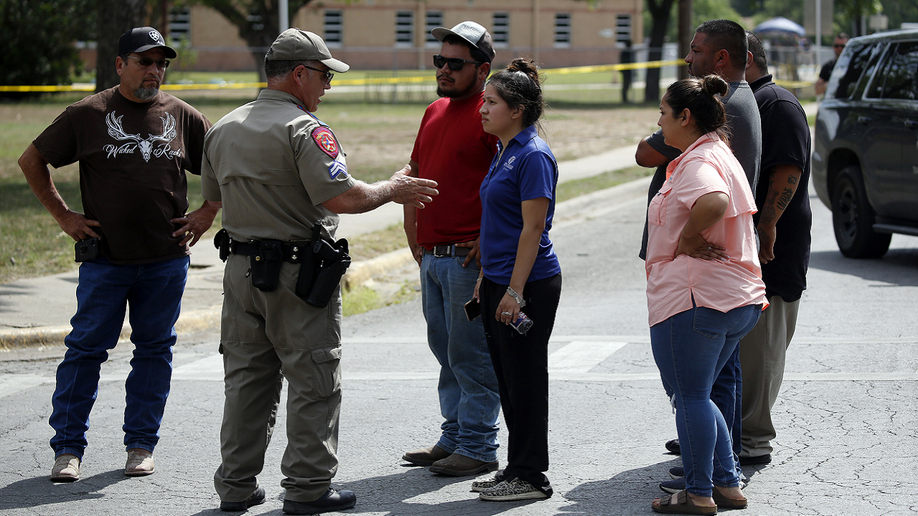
[{"x1": 831, "y1": 165, "x2": 892, "y2": 258}]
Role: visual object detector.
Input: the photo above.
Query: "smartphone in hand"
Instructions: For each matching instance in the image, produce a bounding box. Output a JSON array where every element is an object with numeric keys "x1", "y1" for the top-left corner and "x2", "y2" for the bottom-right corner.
[{"x1": 464, "y1": 298, "x2": 481, "y2": 321}]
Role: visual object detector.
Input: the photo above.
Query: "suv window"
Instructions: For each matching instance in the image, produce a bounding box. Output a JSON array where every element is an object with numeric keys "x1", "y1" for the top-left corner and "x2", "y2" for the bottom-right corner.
[
  {"x1": 829, "y1": 41, "x2": 882, "y2": 100},
  {"x1": 865, "y1": 41, "x2": 918, "y2": 100}
]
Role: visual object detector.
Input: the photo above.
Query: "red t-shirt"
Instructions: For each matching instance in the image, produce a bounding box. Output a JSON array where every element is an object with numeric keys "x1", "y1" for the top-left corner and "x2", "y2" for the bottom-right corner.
[
  {"x1": 410, "y1": 93, "x2": 498, "y2": 247},
  {"x1": 33, "y1": 87, "x2": 211, "y2": 264}
]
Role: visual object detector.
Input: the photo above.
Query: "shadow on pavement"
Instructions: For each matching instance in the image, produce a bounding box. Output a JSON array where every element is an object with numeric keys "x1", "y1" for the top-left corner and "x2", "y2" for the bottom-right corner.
[{"x1": 0, "y1": 469, "x2": 129, "y2": 511}]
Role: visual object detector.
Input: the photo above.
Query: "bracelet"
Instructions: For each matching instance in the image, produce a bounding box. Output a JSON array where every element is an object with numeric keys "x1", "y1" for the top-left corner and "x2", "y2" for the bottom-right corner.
[{"x1": 506, "y1": 286, "x2": 526, "y2": 307}]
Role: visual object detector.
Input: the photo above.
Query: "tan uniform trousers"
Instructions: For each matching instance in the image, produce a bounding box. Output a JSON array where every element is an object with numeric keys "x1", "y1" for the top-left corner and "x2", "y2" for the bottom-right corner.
[
  {"x1": 739, "y1": 295, "x2": 800, "y2": 458},
  {"x1": 214, "y1": 255, "x2": 343, "y2": 504}
]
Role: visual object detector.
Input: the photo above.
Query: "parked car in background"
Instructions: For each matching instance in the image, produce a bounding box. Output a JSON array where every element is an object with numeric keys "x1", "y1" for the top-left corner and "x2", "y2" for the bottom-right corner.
[{"x1": 812, "y1": 29, "x2": 918, "y2": 258}]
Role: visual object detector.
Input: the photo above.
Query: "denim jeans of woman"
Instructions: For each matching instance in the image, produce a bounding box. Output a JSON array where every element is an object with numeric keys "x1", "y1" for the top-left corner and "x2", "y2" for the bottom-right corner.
[
  {"x1": 650, "y1": 303, "x2": 760, "y2": 497},
  {"x1": 49, "y1": 256, "x2": 188, "y2": 458}
]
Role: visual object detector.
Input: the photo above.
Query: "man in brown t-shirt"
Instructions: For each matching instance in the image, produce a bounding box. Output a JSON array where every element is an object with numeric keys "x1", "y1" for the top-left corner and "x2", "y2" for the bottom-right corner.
[{"x1": 18, "y1": 27, "x2": 218, "y2": 483}]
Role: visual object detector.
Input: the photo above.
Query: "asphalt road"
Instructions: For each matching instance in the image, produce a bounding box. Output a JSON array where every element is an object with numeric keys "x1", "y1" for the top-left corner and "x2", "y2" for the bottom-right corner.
[{"x1": 1, "y1": 181, "x2": 916, "y2": 516}]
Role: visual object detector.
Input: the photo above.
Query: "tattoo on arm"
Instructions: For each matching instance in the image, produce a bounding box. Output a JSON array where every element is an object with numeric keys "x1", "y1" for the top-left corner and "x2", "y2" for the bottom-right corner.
[{"x1": 776, "y1": 187, "x2": 794, "y2": 212}]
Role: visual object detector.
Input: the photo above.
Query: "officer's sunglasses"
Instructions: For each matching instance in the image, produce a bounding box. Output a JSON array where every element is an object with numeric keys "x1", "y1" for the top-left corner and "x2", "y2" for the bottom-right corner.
[
  {"x1": 126, "y1": 55, "x2": 170, "y2": 69},
  {"x1": 433, "y1": 54, "x2": 483, "y2": 71}
]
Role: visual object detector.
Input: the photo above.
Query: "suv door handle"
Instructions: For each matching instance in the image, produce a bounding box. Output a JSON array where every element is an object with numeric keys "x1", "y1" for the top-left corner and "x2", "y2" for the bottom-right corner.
[
  {"x1": 905, "y1": 119, "x2": 918, "y2": 130},
  {"x1": 857, "y1": 116, "x2": 873, "y2": 125}
]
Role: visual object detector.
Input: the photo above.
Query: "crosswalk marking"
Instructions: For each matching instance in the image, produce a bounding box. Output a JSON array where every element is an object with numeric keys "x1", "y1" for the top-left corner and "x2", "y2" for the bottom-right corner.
[
  {"x1": 549, "y1": 341, "x2": 627, "y2": 373},
  {"x1": 5, "y1": 337, "x2": 918, "y2": 398}
]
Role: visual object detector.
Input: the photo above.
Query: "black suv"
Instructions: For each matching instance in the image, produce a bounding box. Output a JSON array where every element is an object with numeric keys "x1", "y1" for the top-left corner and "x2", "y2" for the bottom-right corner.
[{"x1": 812, "y1": 29, "x2": 918, "y2": 258}]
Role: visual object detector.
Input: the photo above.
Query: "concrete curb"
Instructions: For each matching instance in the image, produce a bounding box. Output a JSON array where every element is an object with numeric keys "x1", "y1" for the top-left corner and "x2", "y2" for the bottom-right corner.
[{"x1": 0, "y1": 171, "x2": 653, "y2": 352}]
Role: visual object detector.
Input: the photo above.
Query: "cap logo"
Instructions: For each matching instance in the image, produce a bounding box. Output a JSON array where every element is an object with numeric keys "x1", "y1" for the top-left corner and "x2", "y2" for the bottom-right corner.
[{"x1": 149, "y1": 30, "x2": 165, "y2": 45}]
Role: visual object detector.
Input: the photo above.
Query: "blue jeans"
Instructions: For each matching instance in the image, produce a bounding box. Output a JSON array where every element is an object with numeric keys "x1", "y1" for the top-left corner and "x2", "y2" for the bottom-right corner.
[
  {"x1": 651, "y1": 304, "x2": 760, "y2": 497},
  {"x1": 50, "y1": 256, "x2": 188, "y2": 459},
  {"x1": 420, "y1": 253, "x2": 500, "y2": 462}
]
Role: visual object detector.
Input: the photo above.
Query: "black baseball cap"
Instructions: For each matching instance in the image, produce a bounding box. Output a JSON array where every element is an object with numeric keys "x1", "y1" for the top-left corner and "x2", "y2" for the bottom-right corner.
[
  {"x1": 432, "y1": 21, "x2": 495, "y2": 63},
  {"x1": 118, "y1": 27, "x2": 177, "y2": 59}
]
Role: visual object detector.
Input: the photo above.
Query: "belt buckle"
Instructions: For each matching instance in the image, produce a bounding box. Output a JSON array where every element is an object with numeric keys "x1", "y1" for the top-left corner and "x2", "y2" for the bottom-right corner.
[{"x1": 432, "y1": 244, "x2": 453, "y2": 257}]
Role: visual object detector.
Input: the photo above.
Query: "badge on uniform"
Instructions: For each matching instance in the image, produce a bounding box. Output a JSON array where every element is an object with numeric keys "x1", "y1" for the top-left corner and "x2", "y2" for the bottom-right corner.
[
  {"x1": 312, "y1": 127, "x2": 339, "y2": 159},
  {"x1": 329, "y1": 160, "x2": 348, "y2": 179}
]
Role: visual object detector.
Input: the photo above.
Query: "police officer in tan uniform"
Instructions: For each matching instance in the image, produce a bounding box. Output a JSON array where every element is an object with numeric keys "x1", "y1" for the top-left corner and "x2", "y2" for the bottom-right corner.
[{"x1": 201, "y1": 29, "x2": 438, "y2": 515}]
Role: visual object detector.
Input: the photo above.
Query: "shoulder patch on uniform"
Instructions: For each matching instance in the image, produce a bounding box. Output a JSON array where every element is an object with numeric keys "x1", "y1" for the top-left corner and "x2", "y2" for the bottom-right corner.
[
  {"x1": 329, "y1": 160, "x2": 348, "y2": 179},
  {"x1": 311, "y1": 127, "x2": 339, "y2": 158}
]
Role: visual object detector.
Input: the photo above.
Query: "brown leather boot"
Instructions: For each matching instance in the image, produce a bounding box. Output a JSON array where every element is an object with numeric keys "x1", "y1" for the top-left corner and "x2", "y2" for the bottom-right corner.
[{"x1": 402, "y1": 444, "x2": 450, "y2": 466}]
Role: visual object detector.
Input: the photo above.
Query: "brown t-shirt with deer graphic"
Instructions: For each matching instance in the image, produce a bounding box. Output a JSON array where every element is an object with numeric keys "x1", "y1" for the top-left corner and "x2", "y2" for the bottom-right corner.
[{"x1": 34, "y1": 86, "x2": 211, "y2": 264}]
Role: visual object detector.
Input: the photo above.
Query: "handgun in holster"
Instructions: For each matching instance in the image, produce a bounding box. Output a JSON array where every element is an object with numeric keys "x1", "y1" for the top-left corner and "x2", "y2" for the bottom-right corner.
[{"x1": 295, "y1": 224, "x2": 351, "y2": 308}]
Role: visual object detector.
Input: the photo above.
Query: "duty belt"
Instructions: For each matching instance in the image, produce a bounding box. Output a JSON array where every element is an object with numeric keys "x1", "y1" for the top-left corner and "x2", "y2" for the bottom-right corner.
[
  {"x1": 426, "y1": 244, "x2": 471, "y2": 258},
  {"x1": 228, "y1": 238, "x2": 311, "y2": 263}
]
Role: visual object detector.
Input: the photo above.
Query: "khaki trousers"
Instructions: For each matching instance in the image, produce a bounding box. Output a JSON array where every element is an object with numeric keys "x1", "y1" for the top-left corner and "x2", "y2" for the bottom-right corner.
[
  {"x1": 739, "y1": 295, "x2": 800, "y2": 457},
  {"x1": 214, "y1": 256, "x2": 342, "y2": 503}
]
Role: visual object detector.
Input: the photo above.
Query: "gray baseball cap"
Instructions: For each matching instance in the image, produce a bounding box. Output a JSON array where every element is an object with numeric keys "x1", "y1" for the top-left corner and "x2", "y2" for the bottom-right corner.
[
  {"x1": 265, "y1": 28, "x2": 349, "y2": 73},
  {"x1": 431, "y1": 21, "x2": 495, "y2": 63}
]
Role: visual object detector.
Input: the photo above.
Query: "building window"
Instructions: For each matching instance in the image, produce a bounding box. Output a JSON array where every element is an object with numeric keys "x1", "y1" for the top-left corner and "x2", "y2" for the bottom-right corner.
[
  {"x1": 493, "y1": 12, "x2": 509, "y2": 47},
  {"x1": 325, "y1": 10, "x2": 343, "y2": 46},
  {"x1": 168, "y1": 7, "x2": 191, "y2": 42},
  {"x1": 425, "y1": 11, "x2": 442, "y2": 46},
  {"x1": 616, "y1": 14, "x2": 632, "y2": 44},
  {"x1": 554, "y1": 13, "x2": 571, "y2": 48},
  {"x1": 396, "y1": 11, "x2": 414, "y2": 47}
]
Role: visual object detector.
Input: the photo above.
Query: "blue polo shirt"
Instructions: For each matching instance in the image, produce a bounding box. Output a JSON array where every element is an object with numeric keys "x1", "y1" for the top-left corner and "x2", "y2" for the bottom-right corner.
[{"x1": 479, "y1": 125, "x2": 561, "y2": 284}]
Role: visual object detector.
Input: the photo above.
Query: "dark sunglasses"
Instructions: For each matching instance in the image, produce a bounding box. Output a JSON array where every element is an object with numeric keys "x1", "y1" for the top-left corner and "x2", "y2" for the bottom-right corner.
[
  {"x1": 126, "y1": 55, "x2": 170, "y2": 69},
  {"x1": 833, "y1": 44, "x2": 846, "y2": 48},
  {"x1": 433, "y1": 54, "x2": 482, "y2": 71},
  {"x1": 303, "y1": 65, "x2": 334, "y2": 84}
]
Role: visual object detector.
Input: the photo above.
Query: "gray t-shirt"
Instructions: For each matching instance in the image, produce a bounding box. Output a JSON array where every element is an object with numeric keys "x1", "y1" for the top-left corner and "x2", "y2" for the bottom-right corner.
[{"x1": 724, "y1": 81, "x2": 762, "y2": 191}]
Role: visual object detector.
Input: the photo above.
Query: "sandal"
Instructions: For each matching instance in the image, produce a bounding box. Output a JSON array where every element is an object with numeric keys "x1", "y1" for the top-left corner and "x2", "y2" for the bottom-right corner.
[
  {"x1": 652, "y1": 490, "x2": 718, "y2": 515},
  {"x1": 712, "y1": 487, "x2": 747, "y2": 510}
]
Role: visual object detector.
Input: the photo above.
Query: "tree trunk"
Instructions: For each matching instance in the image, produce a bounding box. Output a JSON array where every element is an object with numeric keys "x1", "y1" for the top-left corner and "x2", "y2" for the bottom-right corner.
[
  {"x1": 96, "y1": 0, "x2": 149, "y2": 92},
  {"x1": 644, "y1": 0, "x2": 675, "y2": 103}
]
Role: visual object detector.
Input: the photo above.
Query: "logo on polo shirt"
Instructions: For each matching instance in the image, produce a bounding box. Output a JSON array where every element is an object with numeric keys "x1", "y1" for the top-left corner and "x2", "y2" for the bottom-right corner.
[{"x1": 502, "y1": 156, "x2": 516, "y2": 170}]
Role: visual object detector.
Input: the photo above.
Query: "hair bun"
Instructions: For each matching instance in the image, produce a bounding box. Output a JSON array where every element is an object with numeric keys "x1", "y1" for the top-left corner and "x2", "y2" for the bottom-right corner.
[
  {"x1": 507, "y1": 57, "x2": 540, "y2": 83},
  {"x1": 701, "y1": 74, "x2": 729, "y2": 98}
]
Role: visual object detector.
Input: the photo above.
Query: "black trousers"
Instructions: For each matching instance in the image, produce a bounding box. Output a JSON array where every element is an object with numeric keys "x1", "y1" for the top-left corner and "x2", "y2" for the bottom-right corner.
[{"x1": 480, "y1": 273, "x2": 562, "y2": 490}]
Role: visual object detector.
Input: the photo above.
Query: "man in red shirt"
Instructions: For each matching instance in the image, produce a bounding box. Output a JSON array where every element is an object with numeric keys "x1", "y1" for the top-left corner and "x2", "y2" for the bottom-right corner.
[{"x1": 401, "y1": 21, "x2": 502, "y2": 477}]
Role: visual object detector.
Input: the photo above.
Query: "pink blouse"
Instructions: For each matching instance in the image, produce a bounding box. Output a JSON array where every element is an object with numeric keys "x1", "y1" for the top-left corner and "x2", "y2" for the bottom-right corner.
[{"x1": 645, "y1": 132, "x2": 767, "y2": 327}]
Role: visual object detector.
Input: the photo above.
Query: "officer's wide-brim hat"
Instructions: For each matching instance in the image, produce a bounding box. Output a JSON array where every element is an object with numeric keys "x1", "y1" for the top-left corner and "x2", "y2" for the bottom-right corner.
[
  {"x1": 265, "y1": 28, "x2": 350, "y2": 73},
  {"x1": 118, "y1": 27, "x2": 177, "y2": 59},
  {"x1": 431, "y1": 21, "x2": 495, "y2": 63}
]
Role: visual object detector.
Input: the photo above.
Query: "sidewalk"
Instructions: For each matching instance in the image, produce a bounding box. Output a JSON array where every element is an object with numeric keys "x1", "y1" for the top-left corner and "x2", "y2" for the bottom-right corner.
[
  {"x1": 0, "y1": 101, "x2": 821, "y2": 351},
  {"x1": 0, "y1": 142, "x2": 648, "y2": 351}
]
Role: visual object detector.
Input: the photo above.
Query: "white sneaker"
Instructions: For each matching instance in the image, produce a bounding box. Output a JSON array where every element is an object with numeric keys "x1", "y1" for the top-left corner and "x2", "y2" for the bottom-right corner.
[{"x1": 479, "y1": 478, "x2": 549, "y2": 501}]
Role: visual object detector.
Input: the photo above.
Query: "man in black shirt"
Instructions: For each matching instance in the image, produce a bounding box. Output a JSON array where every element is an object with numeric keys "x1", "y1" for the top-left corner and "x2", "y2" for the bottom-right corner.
[{"x1": 739, "y1": 31, "x2": 812, "y2": 465}]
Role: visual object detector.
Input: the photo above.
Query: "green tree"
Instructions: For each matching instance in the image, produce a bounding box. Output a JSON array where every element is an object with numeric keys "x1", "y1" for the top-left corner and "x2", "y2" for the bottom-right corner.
[
  {"x1": 0, "y1": 0, "x2": 95, "y2": 88},
  {"x1": 95, "y1": 0, "x2": 150, "y2": 91},
  {"x1": 194, "y1": 0, "x2": 315, "y2": 81}
]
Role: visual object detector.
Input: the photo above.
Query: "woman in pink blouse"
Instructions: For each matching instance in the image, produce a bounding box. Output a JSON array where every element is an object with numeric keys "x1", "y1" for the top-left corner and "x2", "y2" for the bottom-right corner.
[{"x1": 646, "y1": 75, "x2": 767, "y2": 515}]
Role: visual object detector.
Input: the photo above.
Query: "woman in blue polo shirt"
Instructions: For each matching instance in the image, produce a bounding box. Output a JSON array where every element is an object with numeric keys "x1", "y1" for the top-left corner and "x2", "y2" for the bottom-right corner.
[{"x1": 472, "y1": 58, "x2": 562, "y2": 502}]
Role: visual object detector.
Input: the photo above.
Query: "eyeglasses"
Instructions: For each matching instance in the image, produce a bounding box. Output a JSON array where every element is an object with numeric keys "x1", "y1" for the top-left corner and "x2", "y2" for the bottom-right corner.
[
  {"x1": 126, "y1": 55, "x2": 170, "y2": 69},
  {"x1": 433, "y1": 54, "x2": 483, "y2": 71},
  {"x1": 303, "y1": 65, "x2": 334, "y2": 84},
  {"x1": 833, "y1": 44, "x2": 846, "y2": 48}
]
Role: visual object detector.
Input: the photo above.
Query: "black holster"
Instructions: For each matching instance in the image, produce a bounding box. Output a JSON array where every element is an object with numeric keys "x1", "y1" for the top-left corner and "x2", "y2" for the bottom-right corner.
[
  {"x1": 295, "y1": 225, "x2": 351, "y2": 307},
  {"x1": 214, "y1": 228, "x2": 230, "y2": 261},
  {"x1": 249, "y1": 239, "x2": 285, "y2": 292}
]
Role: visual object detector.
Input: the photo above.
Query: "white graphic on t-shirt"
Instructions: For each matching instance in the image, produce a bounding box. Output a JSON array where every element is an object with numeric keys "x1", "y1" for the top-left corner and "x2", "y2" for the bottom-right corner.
[{"x1": 104, "y1": 112, "x2": 184, "y2": 162}]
